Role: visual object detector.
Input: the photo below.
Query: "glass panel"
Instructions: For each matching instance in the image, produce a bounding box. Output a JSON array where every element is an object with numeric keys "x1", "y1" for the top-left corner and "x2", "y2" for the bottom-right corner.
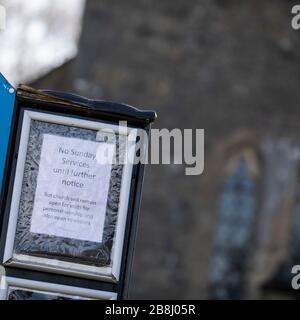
[
  {"x1": 210, "y1": 158, "x2": 257, "y2": 299},
  {"x1": 8, "y1": 289, "x2": 76, "y2": 300},
  {"x1": 13, "y1": 119, "x2": 126, "y2": 268}
]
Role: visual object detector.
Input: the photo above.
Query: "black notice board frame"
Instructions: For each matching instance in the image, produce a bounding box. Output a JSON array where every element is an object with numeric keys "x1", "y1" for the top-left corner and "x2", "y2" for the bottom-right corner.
[{"x1": 0, "y1": 86, "x2": 156, "y2": 300}]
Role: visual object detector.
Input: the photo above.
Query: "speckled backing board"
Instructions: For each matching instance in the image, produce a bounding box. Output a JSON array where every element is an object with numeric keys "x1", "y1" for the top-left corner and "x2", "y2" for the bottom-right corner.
[
  {"x1": 13, "y1": 119, "x2": 125, "y2": 267},
  {"x1": 8, "y1": 289, "x2": 74, "y2": 300}
]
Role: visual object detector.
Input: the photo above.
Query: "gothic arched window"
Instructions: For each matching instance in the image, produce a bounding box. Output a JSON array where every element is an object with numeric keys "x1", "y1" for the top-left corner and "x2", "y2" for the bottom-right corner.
[{"x1": 210, "y1": 151, "x2": 259, "y2": 299}]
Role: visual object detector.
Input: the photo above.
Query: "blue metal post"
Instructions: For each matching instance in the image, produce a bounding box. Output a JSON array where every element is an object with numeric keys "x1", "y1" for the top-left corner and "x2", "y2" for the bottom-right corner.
[{"x1": 0, "y1": 73, "x2": 15, "y2": 190}]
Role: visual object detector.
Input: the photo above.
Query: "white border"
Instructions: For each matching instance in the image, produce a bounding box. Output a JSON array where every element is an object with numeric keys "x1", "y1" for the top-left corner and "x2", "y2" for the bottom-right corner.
[
  {"x1": 3, "y1": 111, "x2": 137, "y2": 282},
  {"x1": 0, "y1": 276, "x2": 117, "y2": 300}
]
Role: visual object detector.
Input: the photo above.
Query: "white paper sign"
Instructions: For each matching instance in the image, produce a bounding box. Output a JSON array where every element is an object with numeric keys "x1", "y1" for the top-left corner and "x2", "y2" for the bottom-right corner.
[{"x1": 30, "y1": 134, "x2": 115, "y2": 243}]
